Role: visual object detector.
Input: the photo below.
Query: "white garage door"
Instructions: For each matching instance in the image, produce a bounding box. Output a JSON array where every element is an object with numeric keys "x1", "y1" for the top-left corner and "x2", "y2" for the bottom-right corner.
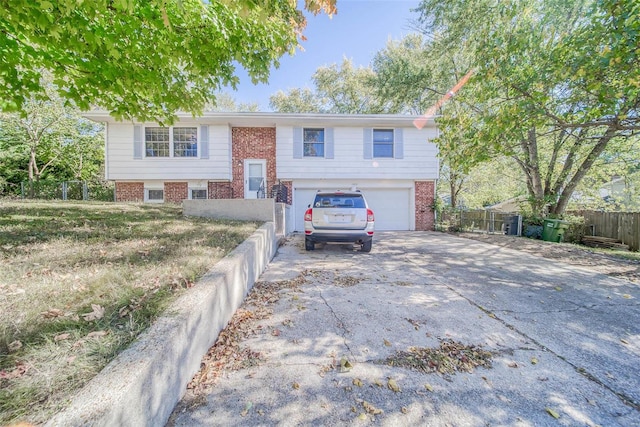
[
  {"x1": 293, "y1": 189, "x2": 320, "y2": 232},
  {"x1": 362, "y1": 189, "x2": 411, "y2": 231},
  {"x1": 293, "y1": 188, "x2": 411, "y2": 232}
]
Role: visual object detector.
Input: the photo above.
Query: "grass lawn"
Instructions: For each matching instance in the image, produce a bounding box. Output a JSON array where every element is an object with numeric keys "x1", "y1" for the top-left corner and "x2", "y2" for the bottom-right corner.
[{"x1": 0, "y1": 201, "x2": 260, "y2": 425}]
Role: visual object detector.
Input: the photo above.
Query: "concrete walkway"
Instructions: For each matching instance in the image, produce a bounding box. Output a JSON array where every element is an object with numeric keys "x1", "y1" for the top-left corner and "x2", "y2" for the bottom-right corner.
[{"x1": 169, "y1": 232, "x2": 640, "y2": 426}]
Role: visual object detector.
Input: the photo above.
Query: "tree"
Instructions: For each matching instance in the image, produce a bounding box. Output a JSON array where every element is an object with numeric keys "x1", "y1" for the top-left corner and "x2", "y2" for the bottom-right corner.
[
  {"x1": 269, "y1": 88, "x2": 324, "y2": 113},
  {"x1": 209, "y1": 93, "x2": 260, "y2": 112},
  {"x1": 415, "y1": 0, "x2": 640, "y2": 216},
  {"x1": 0, "y1": 84, "x2": 104, "y2": 196},
  {"x1": 0, "y1": 0, "x2": 336, "y2": 124},
  {"x1": 270, "y1": 58, "x2": 384, "y2": 114}
]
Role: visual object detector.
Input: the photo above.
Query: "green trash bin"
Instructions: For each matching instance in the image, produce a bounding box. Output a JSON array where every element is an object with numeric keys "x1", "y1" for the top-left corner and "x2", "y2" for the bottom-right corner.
[{"x1": 542, "y1": 219, "x2": 569, "y2": 242}]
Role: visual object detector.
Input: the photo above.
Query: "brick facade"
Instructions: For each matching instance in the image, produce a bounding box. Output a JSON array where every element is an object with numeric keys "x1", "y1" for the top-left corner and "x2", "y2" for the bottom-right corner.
[
  {"x1": 208, "y1": 181, "x2": 234, "y2": 199},
  {"x1": 231, "y1": 127, "x2": 277, "y2": 199},
  {"x1": 164, "y1": 182, "x2": 188, "y2": 204},
  {"x1": 115, "y1": 182, "x2": 144, "y2": 202},
  {"x1": 415, "y1": 181, "x2": 435, "y2": 231}
]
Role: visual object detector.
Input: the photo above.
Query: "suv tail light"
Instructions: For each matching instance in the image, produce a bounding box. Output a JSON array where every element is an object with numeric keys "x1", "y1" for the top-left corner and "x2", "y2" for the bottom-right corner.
[
  {"x1": 304, "y1": 208, "x2": 313, "y2": 222},
  {"x1": 366, "y1": 209, "x2": 374, "y2": 222}
]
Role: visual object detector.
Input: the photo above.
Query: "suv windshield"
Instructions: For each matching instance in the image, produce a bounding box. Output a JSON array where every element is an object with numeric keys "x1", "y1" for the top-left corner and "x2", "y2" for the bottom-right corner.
[{"x1": 313, "y1": 194, "x2": 366, "y2": 209}]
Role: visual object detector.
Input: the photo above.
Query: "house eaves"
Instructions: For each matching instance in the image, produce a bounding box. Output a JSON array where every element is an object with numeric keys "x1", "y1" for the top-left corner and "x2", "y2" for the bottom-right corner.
[{"x1": 82, "y1": 111, "x2": 439, "y2": 129}]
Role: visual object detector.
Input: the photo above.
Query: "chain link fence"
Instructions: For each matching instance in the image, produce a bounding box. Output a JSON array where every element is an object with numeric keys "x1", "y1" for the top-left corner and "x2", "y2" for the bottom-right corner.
[{"x1": 20, "y1": 181, "x2": 114, "y2": 201}]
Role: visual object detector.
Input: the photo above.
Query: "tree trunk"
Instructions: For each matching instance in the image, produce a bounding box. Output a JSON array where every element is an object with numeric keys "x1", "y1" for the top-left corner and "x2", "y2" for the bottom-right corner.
[{"x1": 550, "y1": 124, "x2": 618, "y2": 215}]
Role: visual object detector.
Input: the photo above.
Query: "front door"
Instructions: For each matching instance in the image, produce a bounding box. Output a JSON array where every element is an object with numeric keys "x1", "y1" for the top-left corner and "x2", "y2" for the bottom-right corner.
[{"x1": 244, "y1": 159, "x2": 266, "y2": 199}]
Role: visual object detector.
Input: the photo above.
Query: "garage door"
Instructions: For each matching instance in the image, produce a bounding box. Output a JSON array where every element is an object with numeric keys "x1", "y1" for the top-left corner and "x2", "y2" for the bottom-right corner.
[
  {"x1": 362, "y1": 189, "x2": 411, "y2": 231},
  {"x1": 293, "y1": 188, "x2": 411, "y2": 232},
  {"x1": 293, "y1": 189, "x2": 319, "y2": 232}
]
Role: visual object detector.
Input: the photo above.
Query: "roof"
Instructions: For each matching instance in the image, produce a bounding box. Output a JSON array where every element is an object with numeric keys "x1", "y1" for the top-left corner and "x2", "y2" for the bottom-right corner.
[{"x1": 82, "y1": 111, "x2": 438, "y2": 128}]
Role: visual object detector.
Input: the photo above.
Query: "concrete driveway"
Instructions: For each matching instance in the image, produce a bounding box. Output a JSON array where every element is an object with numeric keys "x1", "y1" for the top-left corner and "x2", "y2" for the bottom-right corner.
[{"x1": 169, "y1": 232, "x2": 640, "y2": 427}]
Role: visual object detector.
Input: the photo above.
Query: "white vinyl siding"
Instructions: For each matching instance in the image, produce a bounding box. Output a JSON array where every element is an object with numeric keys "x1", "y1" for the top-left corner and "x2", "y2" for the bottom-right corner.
[
  {"x1": 106, "y1": 123, "x2": 231, "y2": 180},
  {"x1": 278, "y1": 126, "x2": 438, "y2": 180}
]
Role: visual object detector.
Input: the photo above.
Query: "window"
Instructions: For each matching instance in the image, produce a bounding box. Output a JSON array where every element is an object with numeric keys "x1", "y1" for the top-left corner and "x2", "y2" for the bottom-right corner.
[
  {"x1": 303, "y1": 128, "x2": 325, "y2": 157},
  {"x1": 145, "y1": 127, "x2": 170, "y2": 157},
  {"x1": 173, "y1": 127, "x2": 198, "y2": 157},
  {"x1": 146, "y1": 189, "x2": 164, "y2": 202},
  {"x1": 190, "y1": 189, "x2": 207, "y2": 200},
  {"x1": 144, "y1": 127, "x2": 197, "y2": 158},
  {"x1": 373, "y1": 129, "x2": 394, "y2": 158}
]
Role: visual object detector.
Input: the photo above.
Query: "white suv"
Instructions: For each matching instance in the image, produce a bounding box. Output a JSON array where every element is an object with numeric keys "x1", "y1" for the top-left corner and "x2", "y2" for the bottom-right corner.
[{"x1": 303, "y1": 190, "x2": 375, "y2": 252}]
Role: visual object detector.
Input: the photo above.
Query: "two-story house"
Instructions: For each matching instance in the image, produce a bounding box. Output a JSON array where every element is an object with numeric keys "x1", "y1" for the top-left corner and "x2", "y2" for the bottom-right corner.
[{"x1": 84, "y1": 112, "x2": 439, "y2": 232}]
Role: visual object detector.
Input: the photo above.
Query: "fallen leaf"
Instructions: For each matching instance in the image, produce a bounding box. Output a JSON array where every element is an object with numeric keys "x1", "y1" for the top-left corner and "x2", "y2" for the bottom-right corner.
[
  {"x1": 339, "y1": 357, "x2": 353, "y2": 373},
  {"x1": 54, "y1": 333, "x2": 71, "y2": 342},
  {"x1": 41, "y1": 308, "x2": 65, "y2": 319},
  {"x1": 387, "y1": 378, "x2": 401, "y2": 392},
  {"x1": 292, "y1": 382, "x2": 300, "y2": 390},
  {"x1": 531, "y1": 357, "x2": 538, "y2": 365},
  {"x1": 351, "y1": 406, "x2": 357, "y2": 413},
  {"x1": 622, "y1": 294, "x2": 632, "y2": 299},
  {"x1": 401, "y1": 407, "x2": 408, "y2": 414},
  {"x1": 488, "y1": 313, "x2": 497, "y2": 319},
  {"x1": 546, "y1": 408, "x2": 560, "y2": 419},
  {"x1": 86, "y1": 330, "x2": 108, "y2": 339},
  {"x1": 353, "y1": 378, "x2": 363, "y2": 387},
  {"x1": 8, "y1": 340, "x2": 22, "y2": 352},
  {"x1": 241, "y1": 401, "x2": 253, "y2": 417},
  {"x1": 374, "y1": 379, "x2": 384, "y2": 387},
  {"x1": 508, "y1": 362, "x2": 519, "y2": 368},
  {"x1": 82, "y1": 304, "x2": 105, "y2": 321},
  {"x1": 357, "y1": 413, "x2": 367, "y2": 420},
  {"x1": 271, "y1": 329, "x2": 281, "y2": 337},
  {"x1": 555, "y1": 287, "x2": 562, "y2": 291},
  {"x1": 363, "y1": 400, "x2": 383, "y2": 415},
  {"x1": 620, "y1": 339, "x2": 629, "y2": 345},
  {"x1": 424, "y1": 383, "x2": 434, "y2": 392},
  {"x1": 383, "y1": 339, "x2": 392, "y2": 347}
]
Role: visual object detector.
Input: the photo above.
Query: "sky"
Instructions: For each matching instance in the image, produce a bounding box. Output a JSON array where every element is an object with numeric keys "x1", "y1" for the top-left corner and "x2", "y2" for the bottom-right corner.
[{"x1": 230, "y1": 0, "x2": 422, "y2": 111}]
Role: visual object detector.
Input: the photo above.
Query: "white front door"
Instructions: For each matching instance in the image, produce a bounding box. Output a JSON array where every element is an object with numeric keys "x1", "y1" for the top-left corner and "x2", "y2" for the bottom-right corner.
[{"x1": 244, "y1": 159, "x2": 266, "y2": 199}]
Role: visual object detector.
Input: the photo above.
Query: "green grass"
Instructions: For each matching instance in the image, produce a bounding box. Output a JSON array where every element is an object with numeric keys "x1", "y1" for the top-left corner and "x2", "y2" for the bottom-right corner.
[{"x1": 0, "y1": 201, "x2": 260, "y2": 425}]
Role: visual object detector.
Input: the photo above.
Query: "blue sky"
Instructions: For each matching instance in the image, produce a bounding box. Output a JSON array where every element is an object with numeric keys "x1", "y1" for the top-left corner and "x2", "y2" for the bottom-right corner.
[{"x1": 230, "y1": 0, "x2": 421, "y2": 110}]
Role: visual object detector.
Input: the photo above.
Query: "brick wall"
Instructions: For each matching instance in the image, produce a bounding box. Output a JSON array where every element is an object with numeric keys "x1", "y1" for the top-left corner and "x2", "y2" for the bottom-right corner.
[
  {"x1": 164, "y1": 182, "x2": 188, "y2": 204},
  {"x1": 280, "y1": 180, "x2": 293, "y2": 205},
  {"x1": 115, "y1": 182, "x2": 144, "y2": 202},
  {"x1": 208, "y1": 181, "x2": 233, "y2": 199},
  {"x1": 415, "y1": 181, "x2": 435, "y2": 231},
  {"x1": 231, "y1": 127, "x2": 277, "y2": 199}
]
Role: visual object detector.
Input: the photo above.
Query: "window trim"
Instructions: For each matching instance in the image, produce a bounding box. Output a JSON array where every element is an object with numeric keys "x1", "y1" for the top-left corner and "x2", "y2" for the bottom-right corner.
[
  {"x1": 373, "y1": 128, "x2": 394, "y2": 159},
  {"x1": 303, "y1": 127, "x2": 326, "y2": 158},
  {"x1": 144, "y1": 126, "x2": 199, "y2": 159},
  {"x1": 189, "y1": 188, "x2": 208, "y2": 200},
  {"x1": 145, "y1": 188, "x2": 164, "y2": 203}
]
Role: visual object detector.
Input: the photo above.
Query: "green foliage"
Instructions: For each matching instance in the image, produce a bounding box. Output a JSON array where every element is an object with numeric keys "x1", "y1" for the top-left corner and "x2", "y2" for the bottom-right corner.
[
  {"x1": 270, "y1": 87, "x2": 324, "y2": 113},
  {"x1": 208, "y1": 92, "x2": 260, "y2": 112},
  {"x1": 415, "y1": 0, "x2": 640, "y2": 216},
  {"x1": 0, "y1": 80, "x2": 104, "y2": 195},
  {"x1": 269, "y1": 58, "x2": 384, "y2": 114},
  {"x1": 0, "y1": 0, "x2": 336, "y2": 124}
]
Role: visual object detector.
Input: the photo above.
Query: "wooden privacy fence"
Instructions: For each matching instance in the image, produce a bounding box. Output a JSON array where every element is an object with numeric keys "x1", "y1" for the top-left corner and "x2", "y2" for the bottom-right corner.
[{"x1": 574, "y1": 211, "x2": 640, "y2": 252}]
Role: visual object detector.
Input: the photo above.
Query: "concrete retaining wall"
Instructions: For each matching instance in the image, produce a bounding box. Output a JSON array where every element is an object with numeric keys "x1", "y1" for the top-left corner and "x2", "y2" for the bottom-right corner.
[
  {"x1": 47, "y1": 223, "x2": 279, "y2": 427},
  {"x1": 183, "y1": 199, "x2": 275, "y2": 222}
]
